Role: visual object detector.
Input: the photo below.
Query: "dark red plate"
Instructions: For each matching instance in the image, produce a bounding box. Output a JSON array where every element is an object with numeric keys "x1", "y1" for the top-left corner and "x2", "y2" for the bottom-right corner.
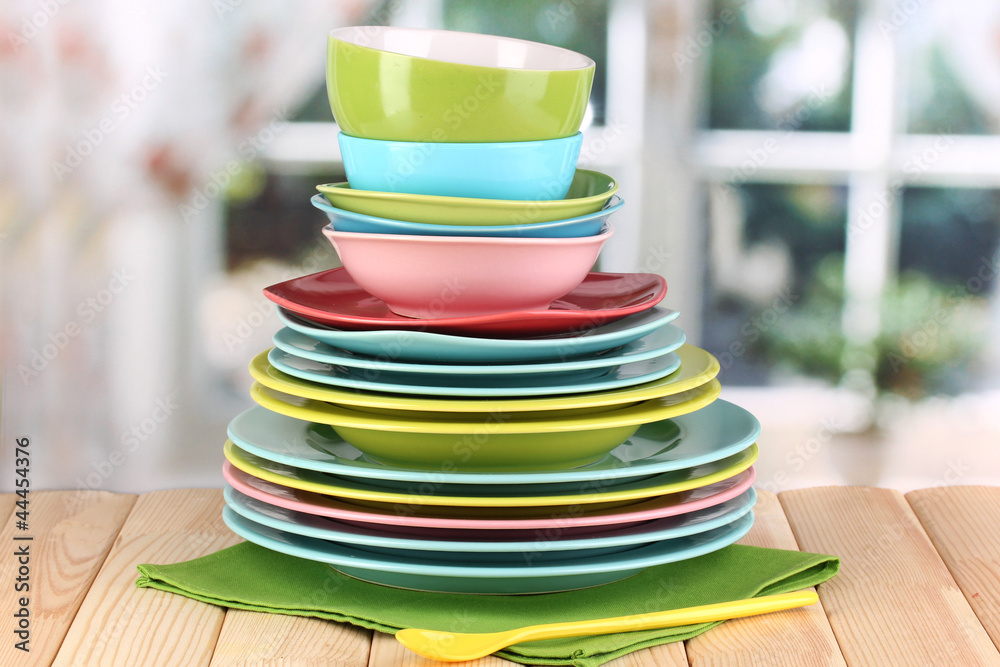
[{"x1": 263, "y1": 268, "x2": 667, "y2": 337}]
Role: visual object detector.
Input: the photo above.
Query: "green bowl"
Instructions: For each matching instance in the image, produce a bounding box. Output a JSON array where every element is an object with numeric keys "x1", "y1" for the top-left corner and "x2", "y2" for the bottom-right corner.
[
  {"x1": 249, "y1": 379, "x2": 722, "y2": 472},
  {"x1": 327, "y1": 26, "x2": 595, "y2": 143},
  {"x1": 316, "y1": 169, "x2": 618, "y2": 226}
]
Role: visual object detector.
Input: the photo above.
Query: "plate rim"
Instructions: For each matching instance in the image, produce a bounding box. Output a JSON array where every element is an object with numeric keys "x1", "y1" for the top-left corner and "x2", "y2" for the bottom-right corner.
[
  {"x1": 223, "y1": 439, "x2": 759, "y2": 507},
  {"x1": 248, "y1": 343, "x2": 721, "y2": 412},
  {"x1": 222, "y1": 506, "x2": 755, "y2": 578},
  {"x1": 263, "y1": 267, "x2": 666, "y2": 332},
  {"x1": 223, "y1": 484, "x2": 758, "y2": 553},
  {"x1": 223, "y1": 462, "x2": 757, "y2": 530}
]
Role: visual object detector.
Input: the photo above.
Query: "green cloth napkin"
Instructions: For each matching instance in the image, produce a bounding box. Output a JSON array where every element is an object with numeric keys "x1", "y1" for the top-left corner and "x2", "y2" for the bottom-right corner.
[{"x1": 136, "y1": 542, "x2": 838, "y2": 667}]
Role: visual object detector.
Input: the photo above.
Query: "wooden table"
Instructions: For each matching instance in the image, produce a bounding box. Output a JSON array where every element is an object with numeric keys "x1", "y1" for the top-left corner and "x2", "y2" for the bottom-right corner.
[{"x1": 1, "y1": 486, "x2": 998, "y2": 666}]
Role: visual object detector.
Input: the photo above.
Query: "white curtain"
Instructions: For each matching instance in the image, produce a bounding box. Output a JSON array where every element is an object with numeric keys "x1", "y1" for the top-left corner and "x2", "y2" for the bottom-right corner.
[{"x1": 1, "y1": 0, "x2": 374, "y2": 491}]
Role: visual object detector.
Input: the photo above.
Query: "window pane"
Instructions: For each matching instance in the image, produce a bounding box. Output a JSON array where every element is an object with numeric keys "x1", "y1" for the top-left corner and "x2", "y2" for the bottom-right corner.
[
  {"x1": 225, "y1": 170, "x2": 346, "y2": 270},
  {"x1": 901, "y1": 4, "x2": 1000, "y2": 135},
  {"x1": 293, "y1": 85, "x2": 335, "y2": 123},
  {"x1": 707, "y1": 0, "x2": 854, "y2": 131},
  {"x1": 443, "y1": 0, "x2": 609, "y2": 125},
  {"x1": 882, "y1": 188, "x2": 1000, "y2": 394},
  {"x1": 701, "y1": 183, "x2": 848, "y2": 385}
]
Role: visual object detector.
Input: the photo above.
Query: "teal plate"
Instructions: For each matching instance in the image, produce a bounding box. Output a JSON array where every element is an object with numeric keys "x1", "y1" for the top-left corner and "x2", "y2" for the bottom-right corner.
[
  {"x1": 267, "y1": 347, "x2": 682, "y2": 397},
  {"x1": 276, "y1": 306, "x2": 680, "y2": 363},
  {"x1": 271, "y1": 324, "x2": 686, "y2": 375},
  {"x1": 226, "y1": 399, "x2": 761, "y2": 486},
  {"x1": 224, "y1": 485, "x2": 757, "y2": 560},
  {"x1": 222, "y1": 507, "x2": 754, "y2": 594}
]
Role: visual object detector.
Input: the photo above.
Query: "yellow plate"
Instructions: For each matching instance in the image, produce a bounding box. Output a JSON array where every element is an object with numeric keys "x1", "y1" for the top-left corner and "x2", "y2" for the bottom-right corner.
[
  {"x1": 248, "y1": 343, "x2": 720, "y2": 413},
  {"x1": 223, "y1": 440, "x2": 758, "y2": 508},
  {"x1": 250, "y1": 379, "x2": 721, "y2": 434}
]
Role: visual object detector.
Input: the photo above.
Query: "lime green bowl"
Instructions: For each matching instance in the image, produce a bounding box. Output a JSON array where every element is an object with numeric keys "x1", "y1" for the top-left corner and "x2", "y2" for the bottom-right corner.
[
  {"x1": 316, "y1": 169, "x2": 618, "y2": 226},
  {"x1": 249, "y1": 379, "x2": 722, "y2": 472},
  {"x1": 327, "y1": 26, "x2": 595, "y2": 143}
]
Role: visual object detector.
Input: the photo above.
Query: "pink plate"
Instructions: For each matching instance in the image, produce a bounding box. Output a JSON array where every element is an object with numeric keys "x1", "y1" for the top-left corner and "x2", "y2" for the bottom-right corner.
[
  {"x1": 223, "y1": 461, "x2": 755, "y2": 533},
  {"x1": 262, "y1": 267, "x2": 667, "y2": 337}
]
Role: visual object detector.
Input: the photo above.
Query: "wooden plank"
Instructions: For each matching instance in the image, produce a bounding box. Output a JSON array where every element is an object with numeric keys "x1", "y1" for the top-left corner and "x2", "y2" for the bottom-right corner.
[
  {"x1": 906, "y1": 486, "x2": 1000, "y2": 651},
  {"x1": 52, "y1": 489, "x2": 240, "y2": 667},
  {"x1": 684, "y1": 490, "x2": 846, "y2": 666},
  {"x1": 0, "y1": 491, "x2": 136, "y2": 666},
  {"x1": 780, "y1": 486, "x2": 1000, "y2": 665},
  {"x1": 603, "y1": 645, "x2": 687, "y2": 666},
  {"x1": 0, "y1": 494, "x2": 15, "y2": 523},
  {"x1": 211, "y1": 611, "x2": 372, "y2": 666}
]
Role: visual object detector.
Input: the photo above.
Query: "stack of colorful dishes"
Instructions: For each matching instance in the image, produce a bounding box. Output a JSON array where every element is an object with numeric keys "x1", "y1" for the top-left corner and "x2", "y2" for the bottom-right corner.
[{"x1": 220, "y1": 26, "x2": 760, "y2": 594}]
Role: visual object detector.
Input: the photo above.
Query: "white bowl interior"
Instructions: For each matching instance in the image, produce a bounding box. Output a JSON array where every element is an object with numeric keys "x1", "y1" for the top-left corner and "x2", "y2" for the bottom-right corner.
[{"x1": 330, "y1": 26, "x2": 594, "y2": 71}]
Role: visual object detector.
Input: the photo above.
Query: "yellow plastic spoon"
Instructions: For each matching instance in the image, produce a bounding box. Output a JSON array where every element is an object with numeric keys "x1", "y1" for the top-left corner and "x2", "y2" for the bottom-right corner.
[{"x1": 395, "y1": 589, "x2": 819, "y2": 662}]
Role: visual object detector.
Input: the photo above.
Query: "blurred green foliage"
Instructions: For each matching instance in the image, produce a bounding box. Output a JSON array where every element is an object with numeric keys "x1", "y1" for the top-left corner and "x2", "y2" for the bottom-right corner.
[
  {"x1": 707, "y1": 0, "x2": 856, "y2": 131},
  {"x1": 758, "y1": 254, "x2": 990, "y2": 398}
]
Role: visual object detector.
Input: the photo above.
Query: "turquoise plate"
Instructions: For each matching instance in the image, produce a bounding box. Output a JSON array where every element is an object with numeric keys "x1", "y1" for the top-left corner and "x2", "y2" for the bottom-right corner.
[
  {"x1": 222, "y1": 507, "x2": 754, "y2": 594},
  {"x1": 224, "y1": 485, "x2": 757, "y2": 560},
  {"x1": 276, "y1": 306, "x2": 679, "y2": 363},
  {"x1": 267, "y1": 348, "x2": 682, "y2": 397},
  {"x1": 272, "y1": 324, "x2": 685, "y2": 375},
  {"x1": 226, "y1": 399, "x2": 760, "y2": 485}
]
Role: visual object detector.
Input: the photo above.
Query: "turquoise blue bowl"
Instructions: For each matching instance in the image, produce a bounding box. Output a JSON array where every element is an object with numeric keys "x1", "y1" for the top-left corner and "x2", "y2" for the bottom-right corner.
[
  {"x1": 309, "y1": 193, "x2": 622, "y2": 238},
  {"x1": 337, "y1": 131, "x2": 583, "y2": 200}
]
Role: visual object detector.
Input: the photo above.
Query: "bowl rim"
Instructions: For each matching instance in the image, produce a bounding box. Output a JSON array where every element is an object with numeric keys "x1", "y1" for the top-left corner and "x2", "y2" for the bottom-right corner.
[
  {"x1": 322, "y1": 222, "x2": 614, "y2": 246},
  {"x1": 316, "y1": 169, "x2": 618, "y2": 208},
  {"x1": 329, "y1": 25, "x2": 596, "y2": 72},
  {"x1": 337, "y1": 130, "x2": 584, "y2": 150}
]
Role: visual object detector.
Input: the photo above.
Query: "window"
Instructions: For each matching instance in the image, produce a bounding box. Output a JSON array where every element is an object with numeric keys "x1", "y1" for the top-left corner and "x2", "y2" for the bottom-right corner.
[{"x1": 697, "y1": 0, "x2": 1000, "y2": 397}]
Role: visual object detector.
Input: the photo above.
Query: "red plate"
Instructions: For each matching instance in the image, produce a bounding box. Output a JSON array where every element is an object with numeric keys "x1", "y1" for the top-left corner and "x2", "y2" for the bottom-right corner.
[{"x1": 263, "y1": 268, "x2": 667, "y2": 337}]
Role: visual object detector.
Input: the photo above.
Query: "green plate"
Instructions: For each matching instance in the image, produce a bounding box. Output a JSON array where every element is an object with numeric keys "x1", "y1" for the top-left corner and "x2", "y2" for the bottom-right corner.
[
  {"x1": 248, "y1": 379, "x2": 722, "y2": 472},
  {"x1": 316, "y1": 169, "x2": 618, "y2": 226}
]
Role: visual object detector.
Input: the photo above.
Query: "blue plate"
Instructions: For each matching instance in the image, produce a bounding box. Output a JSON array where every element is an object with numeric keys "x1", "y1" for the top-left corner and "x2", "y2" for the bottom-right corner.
[
  {"x1": 226, "y1": 399, "x2": 761, "y2": 485},
  {"x1": 267, "y1": 347, "x2": 682, "y2": 397},
  {"x1": 272, "y1": 324, "x2": 685, "y2": 376},
  {"x1": 310, "y1": 193, "x2": 623, "y2": 238},
  {"x1": 224, "y1": 485, "x2": 757, "y2": 560},
  {"x1": 277, "y1": 306, "x2": 678, "y2": 364},
  {"x1": 222, "y1": 507, "x2": 754, "y2": 594}
]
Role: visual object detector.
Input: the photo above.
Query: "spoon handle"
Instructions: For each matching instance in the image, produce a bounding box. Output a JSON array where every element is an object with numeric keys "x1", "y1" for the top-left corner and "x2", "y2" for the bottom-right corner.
[{"x1": 508, "y1": 590, "x2": 819, "y2": 644}]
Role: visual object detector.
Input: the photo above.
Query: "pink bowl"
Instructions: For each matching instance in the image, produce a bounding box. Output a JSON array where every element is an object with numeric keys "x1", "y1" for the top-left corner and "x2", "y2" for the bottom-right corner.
[{"x1": 322, "y1": 225, "x2": 613, "y2": 318}]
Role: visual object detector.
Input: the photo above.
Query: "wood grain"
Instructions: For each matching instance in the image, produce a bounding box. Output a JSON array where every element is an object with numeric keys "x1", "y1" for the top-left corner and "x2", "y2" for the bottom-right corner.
[
  {"x1": 906, "y1": 486, "x2": 1000, "y2": 650},
  {"x1": 211, "y1": 611, "x2": 372, "y2": 667},
  {"x1": 781, "y1": 486, "x2": 1000, "y2": 666},
  {"x1": 0, "y1": 491, "x2": 135, "y2": 666},
  {"x1": 684, "y1": 490, "x2": 846, "y2": 666},
  {"x1": 0, "y1": 494, "x2": 15, "y2": 524},
  {"x1": 603, "y1": 644, "x2": 687, "y2": 666},
  {"x1": 52, "y1": 489, "x2": 240, "y2": 667}
]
